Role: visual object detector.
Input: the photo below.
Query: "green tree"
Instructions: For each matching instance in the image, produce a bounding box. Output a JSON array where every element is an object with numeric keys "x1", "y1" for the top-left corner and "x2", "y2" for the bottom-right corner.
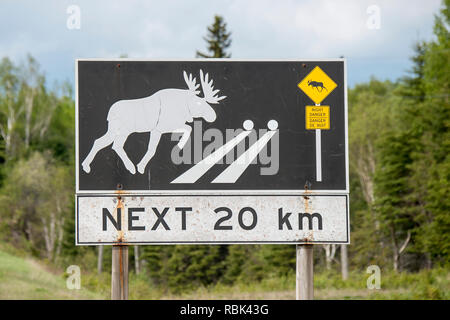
[
  {"x1": 196, "y1": 15, "x2": 232, "y2": 58},
  {"x1": 0, "y1": 57, "x2": 21, "y2": 160},
  {"x1": 374, "y1": 0, "x2": 450, "y2": 269},
  {"x1": 140, "y1": 245, "x2": 174, "y2": 288},
  {"x1": 222, "y1": 245, "x2": 266, "y2": 284},
  {"x1": 347, "y1": 79, "x2": 401, "y2": 269},
  {"x1": 0, "y1": 55, "x2": 66, "y2": 163},
  {"x1": 414, "y1": 0, "x2": 450, "y2": 265},
  {"x1": 374, "y1": 130, "x2": 415, "y2": 271},
  {"x1": 166, "y1": 245, "x2": 227, "y2": 292},
  {"x1": 0, "y1": 152, "x2": 72, "y2": 261}
]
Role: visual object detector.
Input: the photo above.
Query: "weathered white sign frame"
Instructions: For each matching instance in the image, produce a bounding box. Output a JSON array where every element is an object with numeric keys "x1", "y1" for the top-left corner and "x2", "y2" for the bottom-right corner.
[{"x1": 76, "y1": 194, "x2": 349, "y2": 245}]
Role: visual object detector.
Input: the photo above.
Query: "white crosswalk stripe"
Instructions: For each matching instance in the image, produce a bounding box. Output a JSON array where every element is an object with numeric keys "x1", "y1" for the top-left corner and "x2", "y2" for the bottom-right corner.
[
  {"x1": 171, "y1": 130, "x2": 251, "y2": 184},
  {"x1": 212, "y1": 131, "x2": 277, "y2": 183},
  {"x1": 171, "y1": 119, "x2": 278, "y2": 184}
]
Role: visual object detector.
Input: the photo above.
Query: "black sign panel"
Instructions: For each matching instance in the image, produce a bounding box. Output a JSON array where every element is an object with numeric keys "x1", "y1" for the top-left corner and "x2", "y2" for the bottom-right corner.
[{"x1": 76, "y1": 60, "x2": 348, "y2": 193}]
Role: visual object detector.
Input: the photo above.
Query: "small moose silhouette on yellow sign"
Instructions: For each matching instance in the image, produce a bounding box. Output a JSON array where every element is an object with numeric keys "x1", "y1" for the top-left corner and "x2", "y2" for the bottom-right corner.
[{"x1": 298, "y1": 66, "x2": 337, "y2": 105}]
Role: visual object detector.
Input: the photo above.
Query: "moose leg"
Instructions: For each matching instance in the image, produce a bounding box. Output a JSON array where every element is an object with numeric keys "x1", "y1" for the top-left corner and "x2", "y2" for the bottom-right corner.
[
  {"x1": 137, "y1": 130, "x2": 162, "y2": 174},
  {"x1": 174, "y1": 125, "x2": 192, "y2": 150},
  {"x1": 81, "y1": 132, "x2": 114, "y2": 173},
  {"x1": 112, "y1": 135, "x2": 136, "y2": 174}
]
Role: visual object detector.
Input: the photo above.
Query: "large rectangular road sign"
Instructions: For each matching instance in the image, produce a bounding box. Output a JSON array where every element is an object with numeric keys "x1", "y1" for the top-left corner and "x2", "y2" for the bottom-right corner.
[
  {"x1": 76, "y1": 59, "x2": 348, "y2": 194},
  {"x1": 75, "y1": 59, "x2": 349, "y2": 245}
]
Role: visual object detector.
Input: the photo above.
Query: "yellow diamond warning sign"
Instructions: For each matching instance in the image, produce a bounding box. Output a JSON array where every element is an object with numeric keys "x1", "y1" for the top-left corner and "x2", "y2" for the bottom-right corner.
[
  {"x1": 298, "y1": 66, "x2": 337, "y2": 105},
  {"x1": 306, "y1": 105, "x2": 330, "y2": 130}
]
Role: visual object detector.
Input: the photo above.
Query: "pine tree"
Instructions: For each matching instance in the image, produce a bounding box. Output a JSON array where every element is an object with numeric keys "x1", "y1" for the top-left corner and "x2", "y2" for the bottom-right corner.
[
  {"x1": 374, "y1": 130, "x2": 415, "y2": 271},
  {"x1": 415, "y1": 0, "x2": 450, "y2": 265},
  {"x1": 141, "y1": 245, "x2": 174, "y2": 287},
  {"x1": 223, "y1": 245, "x2": 266, "y2": 284},
  {"x1": 392, "y1": 42, "x2": 430, "y2": 269},
  {"x1": 165, "y1": 245, "x2": 227, "y2": 292},
  {"x1": 348, "y1": 79, "x2": 399, "y2": 269},
  {"x1": 374, "y1": 43, "x2": 431, "y2": 271},
  {"x1": 196, "y1": 15, "x2": 232, "y2": 58},
  {"x1": 375, "y1": 0, "x2": 450, "y2": 269}
]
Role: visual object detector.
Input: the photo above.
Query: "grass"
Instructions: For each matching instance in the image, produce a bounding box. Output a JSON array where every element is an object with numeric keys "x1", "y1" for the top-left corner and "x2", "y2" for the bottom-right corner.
[
  {"x1": 0, "y1": 246, "x2": 448, "y2": 300},
  {"x1": 112, "y1": 268, "x2": 449, "y2": 300},
  {"x1": 0, "y1": 249, "x2": 104, "y2": 299}
]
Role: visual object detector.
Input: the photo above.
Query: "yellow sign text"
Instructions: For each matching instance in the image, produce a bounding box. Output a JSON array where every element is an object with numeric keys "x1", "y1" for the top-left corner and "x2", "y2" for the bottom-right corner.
[{"x1": 306, "y1": 106, "x2": 330, "y2": 130}]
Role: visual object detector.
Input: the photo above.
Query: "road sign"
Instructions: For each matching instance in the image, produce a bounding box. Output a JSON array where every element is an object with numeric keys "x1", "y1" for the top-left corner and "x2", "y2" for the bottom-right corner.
[
  {"x1": 306, "y1": 106, "x2": 330, "y2": 130},
  {"x1": 76, "y1": 194, "x2": 349, "y2": 244},
  {"x1": 297, "y1": 66, "x2": 337, "y2": 105},
  {"x1": 76, "y1": 59, "x2": 348, "y2": 195},
  {"x1": 75, "y1": 59, "x2": 349, "y2": 245}
]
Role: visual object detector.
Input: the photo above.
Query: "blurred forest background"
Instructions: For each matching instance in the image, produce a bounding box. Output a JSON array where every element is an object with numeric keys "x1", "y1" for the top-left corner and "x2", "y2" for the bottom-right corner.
[{"x1": 0, "y1": 2, "x2": 448, "y2": 299}]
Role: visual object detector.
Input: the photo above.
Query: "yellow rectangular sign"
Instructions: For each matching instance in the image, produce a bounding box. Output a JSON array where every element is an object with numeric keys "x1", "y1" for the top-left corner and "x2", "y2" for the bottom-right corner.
[{"x1": 306, "y1": 106, "x2": 330, "y2": 130}]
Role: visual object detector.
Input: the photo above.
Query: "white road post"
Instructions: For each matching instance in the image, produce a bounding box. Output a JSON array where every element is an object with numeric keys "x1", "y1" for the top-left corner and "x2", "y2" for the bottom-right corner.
[
  {"x1": 111, "y1": 245, "x2": 128, "y2": 300},
  {"x1": 315, "y1": 103, "x2": 322, "y2": 182},
  {"x1": 296, "y1": 244, "x2": 314, "y2": 300}
]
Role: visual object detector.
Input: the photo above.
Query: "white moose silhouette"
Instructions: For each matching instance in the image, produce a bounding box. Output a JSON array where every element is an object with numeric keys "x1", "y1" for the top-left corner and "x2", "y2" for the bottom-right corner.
[{"x1": 81, "y1": 69, "x2": 226, "y2": 175}]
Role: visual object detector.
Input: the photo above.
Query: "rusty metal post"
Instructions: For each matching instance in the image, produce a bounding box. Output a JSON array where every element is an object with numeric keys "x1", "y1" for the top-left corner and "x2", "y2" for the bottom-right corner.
[
  {"x1": 296, "y1": 244, "x2": 314, "y2": 300},
  {"x1": 111, "y1": 245, "x2": 128, "y2": 300}
]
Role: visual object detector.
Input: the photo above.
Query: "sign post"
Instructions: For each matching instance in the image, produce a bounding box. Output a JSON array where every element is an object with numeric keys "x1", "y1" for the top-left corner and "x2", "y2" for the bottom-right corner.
[
  {"x1": 296, "y1": 244, "x2": 314, "y2": 300},
  {"x1": 75, "y1": 59, "x2": 349, "y2": 300},
  {"x1": 111, "y1": 245, "x2": 128, "y2": 300}
]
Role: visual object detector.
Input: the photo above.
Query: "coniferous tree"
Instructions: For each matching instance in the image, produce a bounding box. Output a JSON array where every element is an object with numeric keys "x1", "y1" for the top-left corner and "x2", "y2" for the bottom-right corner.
[
  {"x1": 196, "y1": 15, "x2": 232, "y2": 58},
  {"x1": 415, "y1": 0, "x2": 450, "y2": 265},
  {"x1": 374, "y1": 0, "x2": 450, "y2": 269}
]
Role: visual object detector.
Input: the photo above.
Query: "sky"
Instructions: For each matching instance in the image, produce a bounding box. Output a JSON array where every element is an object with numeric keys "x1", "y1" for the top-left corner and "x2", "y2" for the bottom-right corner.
[{"x1": 0, "y1": 0, "x2": 443, "y2": 88}]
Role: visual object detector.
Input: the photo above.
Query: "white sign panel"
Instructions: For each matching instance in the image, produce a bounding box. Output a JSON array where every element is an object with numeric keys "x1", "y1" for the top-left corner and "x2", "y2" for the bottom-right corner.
[{"x1": 76, "y1": 195, "x2": 349, "y2": 244}]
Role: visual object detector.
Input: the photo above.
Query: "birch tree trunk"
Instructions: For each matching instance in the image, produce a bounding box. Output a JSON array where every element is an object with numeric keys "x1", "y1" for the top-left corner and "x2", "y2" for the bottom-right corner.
[
  {"x1": 391, "y1": 226, "x2": 411, "y2": 272},
  {"x1": 24, "y1": 88, "x2": 35, "y2": 149},
  {"x1": 0, "y1": 92, "x2": 23, "y2": 158},
  {"x1": 41, "y1": 216, "x2": 54, "y2": 261},
  {"x1": 55, "y1": 216, "x2": 65, "y2": 261},
  {"x1": 323, "y1": 244, "x2": 337, "y2": 270}
]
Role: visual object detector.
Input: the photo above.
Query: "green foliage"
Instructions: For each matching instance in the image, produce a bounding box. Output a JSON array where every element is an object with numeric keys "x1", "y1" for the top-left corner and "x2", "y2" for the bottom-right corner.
[
  {"x1": 349, "y1": 0, "x2": 450, "y2": 272},
  {"x1": 40, "y1": 92, "x2": 75, "y2": 165},
  {"x1": 141, "y1": 245, "x2": 174, "y2": 288},
  {"x1": 0, "y1": 55, "x2": 75, "y2": 262},
  {"x1": 165, "y1": 245, "x2": 228, "y2": 292},
  {"x1": 259, "y1": 245, "x2": 296, "y2": 277},
  {"x1": 223, "y1": 245, "x2": 266, "y2": 284},
  {"x1": 196, "y1": 15, "x2": 232, "y2": 58},
  {"x1": 0, "y1": 152, "x2": 72, "y2": 260},
  {"x1": 415, "y1": 0, "x2": 450, "y2": 265},
  {"x1": 0, "y1": 248, "x2": 104, "y2": 299}
]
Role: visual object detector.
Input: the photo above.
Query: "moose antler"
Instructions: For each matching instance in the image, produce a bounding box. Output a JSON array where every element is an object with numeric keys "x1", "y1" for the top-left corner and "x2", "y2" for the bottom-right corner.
[
  {"x1": 199, "y1": 69, "x2": 226, "y2": 104},
  {"x1": 183, "y1": 71, "x2": 201, "y2": 95}
]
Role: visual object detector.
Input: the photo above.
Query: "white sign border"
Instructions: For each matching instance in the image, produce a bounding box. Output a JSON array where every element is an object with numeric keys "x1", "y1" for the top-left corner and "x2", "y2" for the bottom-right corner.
[{"x1": 75, "y1": 193, "x2": 350, "y2": 245}]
